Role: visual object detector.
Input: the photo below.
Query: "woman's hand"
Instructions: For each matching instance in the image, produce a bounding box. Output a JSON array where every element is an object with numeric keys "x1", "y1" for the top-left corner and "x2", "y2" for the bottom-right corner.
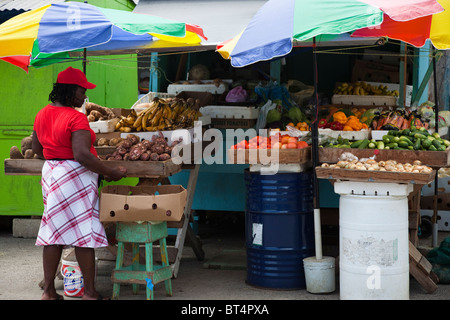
[{"x1": 104, "y1": 166, "x2": 127, "y2": 181}]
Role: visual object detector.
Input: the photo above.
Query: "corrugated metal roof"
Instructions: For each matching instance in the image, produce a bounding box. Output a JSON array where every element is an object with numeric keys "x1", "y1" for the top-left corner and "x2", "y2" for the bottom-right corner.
[{"x1": 0, "y1": 0, "x2": 65, "y2": 11}]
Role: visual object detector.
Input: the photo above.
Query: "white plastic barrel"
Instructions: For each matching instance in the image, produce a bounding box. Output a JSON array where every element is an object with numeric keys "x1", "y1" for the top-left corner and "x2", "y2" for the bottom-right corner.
[{"x1": 335, "y1": 181, "x2": 411, "y2": 300}]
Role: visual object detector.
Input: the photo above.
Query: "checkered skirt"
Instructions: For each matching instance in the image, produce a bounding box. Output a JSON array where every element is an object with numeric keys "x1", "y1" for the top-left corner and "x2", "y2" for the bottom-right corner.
[{"x1": 35, "y1": 160, "x2": 108, "y2": 248}]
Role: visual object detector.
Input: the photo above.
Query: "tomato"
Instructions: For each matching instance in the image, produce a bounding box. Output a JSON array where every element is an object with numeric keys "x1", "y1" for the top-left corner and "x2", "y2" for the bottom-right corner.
[
  {"x1": 287, "y1": 136, "x2": 298, "y2": 144},
  {"x1": 281, "y1": 135, "x2": 290, "y2": 145},
  {"x1": 287, "y1": 142, "x2": 297, "y2": 149},
  {"x1": 297, "y1": 141, "x2": 309, "y2": 149},
  {"x1": 272, "y1": 142, "x2": 282, "y2": 149}
]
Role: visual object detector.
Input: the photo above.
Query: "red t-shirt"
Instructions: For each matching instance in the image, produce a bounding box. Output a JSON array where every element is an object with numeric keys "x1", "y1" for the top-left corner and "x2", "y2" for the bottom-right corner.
[{"x1": 33, "y1": 104, "x2": 97, "y2": 160}]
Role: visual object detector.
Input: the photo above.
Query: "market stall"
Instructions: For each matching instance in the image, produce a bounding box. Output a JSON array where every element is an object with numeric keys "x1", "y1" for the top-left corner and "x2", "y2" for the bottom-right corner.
[{"x1": 213, "y1": 0, "x2": 450, "y2": 299}]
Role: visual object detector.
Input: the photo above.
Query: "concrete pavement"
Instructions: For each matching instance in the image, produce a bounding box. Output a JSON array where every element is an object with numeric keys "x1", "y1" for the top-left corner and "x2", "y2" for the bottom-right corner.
[{"x1": 1, "y1": 215, "x2": 450, "y2": 304}]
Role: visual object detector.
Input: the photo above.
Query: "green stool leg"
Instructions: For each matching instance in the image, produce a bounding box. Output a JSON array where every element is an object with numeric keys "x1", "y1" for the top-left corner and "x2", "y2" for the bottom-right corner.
[
  {"x1": 160, "y1": 237, "x2": 172, "y2": 296},
  {"x1": 145, "y1": 242, "x2": 154, "y2": 300},
  {"x1": 112, "y1": 241, "x2": 124, "y2": 299},
  {"x1": 132, "y1": 243, "x2": 140, "y2": 295}
]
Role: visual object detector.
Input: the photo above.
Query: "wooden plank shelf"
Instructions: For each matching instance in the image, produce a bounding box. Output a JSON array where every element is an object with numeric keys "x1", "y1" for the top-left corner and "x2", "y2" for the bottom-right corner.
[
  {"x1": 4, "y1": 158, "x2": 182, "y2": 178},
  {"x1": 318, "y1": 147, "x2": 450, "y2": 168},
  {"x1": 315, "y1": 166, "x2": 436, "y2": 185},
  {"x1": 227, "y1": 146, "x2": 311, "y2": 164}
]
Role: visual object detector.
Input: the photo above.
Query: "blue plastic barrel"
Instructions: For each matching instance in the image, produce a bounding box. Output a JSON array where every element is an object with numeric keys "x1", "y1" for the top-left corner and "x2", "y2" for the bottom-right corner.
[{"x1": 244, "y1": 169, "x2": 315, "y2": 289}]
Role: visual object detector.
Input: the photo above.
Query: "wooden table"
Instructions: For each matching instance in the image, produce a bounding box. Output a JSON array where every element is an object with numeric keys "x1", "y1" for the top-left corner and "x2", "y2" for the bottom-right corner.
[{"x1": 4, "y1": 157, "x2": 202, "y2": 278}]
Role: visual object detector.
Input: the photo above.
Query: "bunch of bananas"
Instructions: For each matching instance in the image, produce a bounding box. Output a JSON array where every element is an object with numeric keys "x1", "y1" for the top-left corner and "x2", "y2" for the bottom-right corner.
[
  {"x1": 334, "y1": 82, "x2": 399, "y2": 96},
  {"x1": 115, "y1": 97, "x2": 202, "y2": 132}
]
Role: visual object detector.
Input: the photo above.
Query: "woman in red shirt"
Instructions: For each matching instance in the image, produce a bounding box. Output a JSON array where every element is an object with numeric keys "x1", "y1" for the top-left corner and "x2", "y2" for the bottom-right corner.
[{"x1": 33, "y1": 67, "x2": 126, "y2": 300}]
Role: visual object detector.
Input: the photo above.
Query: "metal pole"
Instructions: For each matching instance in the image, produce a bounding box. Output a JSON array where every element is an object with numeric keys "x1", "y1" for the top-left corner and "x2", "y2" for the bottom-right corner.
[
  {"x1": 312, "y1": 37, "x2": 322, "y2": 259},
  {"x1": 432, "y1": 47, "x2": 440, "y2": 247},
  {"x1": 83, "y1": 48, "x2": 87, "y2": 74},
  {"x1": 312, "y1": 37, "x2": 320, "y2": 209}
]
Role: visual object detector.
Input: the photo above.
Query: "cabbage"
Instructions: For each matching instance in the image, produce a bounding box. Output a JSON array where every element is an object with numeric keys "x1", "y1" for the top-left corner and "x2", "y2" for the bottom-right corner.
[
  {"x1": 267, "y1": 109, "x2": 281, "y2": 123},
  {"x1": 288, "y1": 106, "x2": 305, "y2": 123}
]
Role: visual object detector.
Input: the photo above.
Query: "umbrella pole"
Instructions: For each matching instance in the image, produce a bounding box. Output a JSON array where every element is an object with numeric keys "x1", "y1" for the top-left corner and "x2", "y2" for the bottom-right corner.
[
  {"x1": 303, "y1": 39, "x2": 334, "y2": 296},
  {"x1": 83, "y1": 48, "x2": 87, "y2": 75},
  {"x1": 432, "y1": 48, "x2": 439, "y2": 248},
  {"x1": 312, "y1": 37, "x2": 322, "y2": 260}
]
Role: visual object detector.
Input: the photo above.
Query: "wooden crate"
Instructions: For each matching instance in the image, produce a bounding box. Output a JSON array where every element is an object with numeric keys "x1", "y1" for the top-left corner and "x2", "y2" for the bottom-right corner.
[
  {"x1": 331, "y1": 94, "x2": 396, "y2": 106},
  {"x1": 211, "y1": 118, "x2": 256, "y2": 128},
  {"x1": 318, "y1": 147, "x2": 450, "y2": 168},
  {"x1": 315, "y1": 166, "x2": 435, "y2": 185},
  {"x1": 227, "y1": 146, "x2": 311, "y2": 164}
]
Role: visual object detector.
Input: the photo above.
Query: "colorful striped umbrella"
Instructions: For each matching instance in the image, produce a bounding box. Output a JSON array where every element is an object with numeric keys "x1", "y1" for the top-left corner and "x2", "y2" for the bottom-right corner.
[
  {"x1": 352, "y1": 0, "x2": 450, "y2": 48},
  {"x1": 217, "y1": 0, "x2": 443, "y2": 67},
  {"x1": 0, "y1": 2, "x2": 207, "y2": 72}
]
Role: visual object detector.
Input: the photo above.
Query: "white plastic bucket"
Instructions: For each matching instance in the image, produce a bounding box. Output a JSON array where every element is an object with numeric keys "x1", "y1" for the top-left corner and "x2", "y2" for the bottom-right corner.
[
  {"x1": 303, "y1": 256, "x2": 335, "y2": 293},
  {"x1": 61, "y1": 259, "x2": 84, "y2": 297},
  {"x1": 337, "y1": 182, "x2": 410, "y2": 300}
]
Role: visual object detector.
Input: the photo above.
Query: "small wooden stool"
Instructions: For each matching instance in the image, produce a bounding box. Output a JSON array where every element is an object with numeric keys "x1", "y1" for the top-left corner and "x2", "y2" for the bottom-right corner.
[{"x1": 111, "y1": 221, "x2": 173, "y2": 300}]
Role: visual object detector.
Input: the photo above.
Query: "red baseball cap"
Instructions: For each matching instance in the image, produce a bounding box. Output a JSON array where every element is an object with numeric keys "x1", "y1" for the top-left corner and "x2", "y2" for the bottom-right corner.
[{"x1": 57, "y1": 67, "x2": 96, "y2": 89}]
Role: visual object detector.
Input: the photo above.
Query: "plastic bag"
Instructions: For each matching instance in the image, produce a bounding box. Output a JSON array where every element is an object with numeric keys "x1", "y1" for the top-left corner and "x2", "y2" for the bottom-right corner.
[
  {"x1": 256, "y1": 100, "x2": 277, "y2": 130},
  {"x1": 254, "y1": 81, "x2": 295, "y2": 110},
  {"x1": 226, "y1": 86, "x2": 247, "y2": 103}
]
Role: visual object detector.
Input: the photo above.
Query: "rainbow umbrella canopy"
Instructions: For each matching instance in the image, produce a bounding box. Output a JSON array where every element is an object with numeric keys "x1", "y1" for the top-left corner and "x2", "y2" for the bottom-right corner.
[
  {"x1": 0, "y1": 1, "x2": 207, "y2": 72},
  {"x1": 217, "y1": 0, "x2": 444, "y2": 68},
  {"x1": 352, "y1": 0, "x2": 450, "y2": 48}
]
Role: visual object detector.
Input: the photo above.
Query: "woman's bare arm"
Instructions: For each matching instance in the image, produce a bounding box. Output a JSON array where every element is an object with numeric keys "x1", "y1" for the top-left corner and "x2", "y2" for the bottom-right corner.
[{"x1": 72, "y1": 130, "x2": 126, "y2": 181}]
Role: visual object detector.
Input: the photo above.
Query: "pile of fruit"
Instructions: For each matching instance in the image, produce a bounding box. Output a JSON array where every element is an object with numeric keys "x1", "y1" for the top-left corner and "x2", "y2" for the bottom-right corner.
[
  {"x1": 287, "y1": 121, "x2": 310, "y2": 131},
  {"x1": 105, "y1": 133, "x2": 182, "y2": 161},
  {"x1": 321, "y1": 159, "x2": 433, "y2": 174},
  {"x1": 266, "y1": 106, "x2": 310, "y2": 131},
  {"x1": 231, "y1": 133, "x2": 309, "y2": 150},
  {"x1": 333, "y1": 82, "x2": 399, "y2": 96},
  {"x1": 319, "y1": 111, "x2": 368, "y2": 131},
  {"x1": 85, "y1": 102, "x2": 117, "y2": 122},
  {"x1": 371, "y1": 109, "x2": 428, "y2": 131},
  {"x1": 321, "y1": 126, "x2": 450, "y2": 151},
  {"x1": 9, "y1": 134, "x2": 37, "y2": 159},
  {"x1": 115, "y1": 97, "x2": 201, "y2": 133}
]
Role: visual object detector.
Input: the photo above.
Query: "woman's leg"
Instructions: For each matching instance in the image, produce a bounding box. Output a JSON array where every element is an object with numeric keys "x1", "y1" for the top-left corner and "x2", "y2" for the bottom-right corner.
[
  {"x1": 75, "y1": 247, "x2": 107, "y2": 300},
  {"x1": 41, "y1": 245, "x2": 63, "y2": 300}
]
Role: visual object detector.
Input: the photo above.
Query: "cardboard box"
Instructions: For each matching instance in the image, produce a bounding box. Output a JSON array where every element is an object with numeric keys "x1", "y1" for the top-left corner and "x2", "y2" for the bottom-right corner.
[
  {"x1": 167, "y1": 80, "x2": 229, "y2": 95},
  {"x1": 200, "y1": 105, "x2": 259, "y2": 119},
  {"x1": 99, "y1": 185, "x2": 187, "y2": 222},
  {"x1": 420, "y1": 209, "x2": 450, "y2": 231},
  {"x1": 352, "y1": 59, "x2": 402, "y2": 84},
  {"x1": 176, "y1": 91, "x2": 214, "y2": 109},
  {"x1": 110, "y1": 108, "x2": 131, "y2": 118}
]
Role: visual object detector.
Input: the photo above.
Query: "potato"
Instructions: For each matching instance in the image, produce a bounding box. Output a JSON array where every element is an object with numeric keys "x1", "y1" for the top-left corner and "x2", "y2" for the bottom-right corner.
[
  {"x1": 150, "y1": 152, "x2": 159, "y2": 161},
  {"x1": 109, "y1": 138, "x2": 119, "y2": 146},
  {"x1": 97, "y1": 138, "x2": 109, "y2": 146},
  {"x1": 21, "y1": 136, "x2": 32, "y2": 154},
  {"x1": 158, "y1": 153, "x2": 171, "y2": 161},
  {"x1": 24, "y1": 149, "x2": 34, "y2": 159},
  {"x1": 10, "y1": 146, "x2": 24, "y2": 159},
  {"x1": 140, "y1": 152, "x2": 150, "y2": 161}
]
